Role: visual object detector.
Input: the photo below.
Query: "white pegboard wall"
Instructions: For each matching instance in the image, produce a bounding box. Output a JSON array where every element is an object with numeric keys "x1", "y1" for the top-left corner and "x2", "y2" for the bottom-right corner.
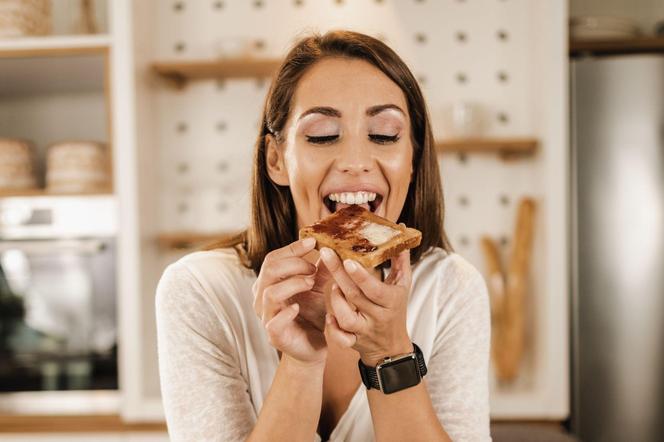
[
  {"x1": 147, "y1": 0, "x2": 566, "y2": 418},
  {"x1": 154, "y1": 0, "x2": 538, "y2": 241}
]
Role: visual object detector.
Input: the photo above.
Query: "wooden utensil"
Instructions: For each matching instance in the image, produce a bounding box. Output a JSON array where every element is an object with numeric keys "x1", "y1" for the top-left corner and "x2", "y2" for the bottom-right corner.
[{"x1": 481, "y1": 197, "x2": 536, "y2": 382}]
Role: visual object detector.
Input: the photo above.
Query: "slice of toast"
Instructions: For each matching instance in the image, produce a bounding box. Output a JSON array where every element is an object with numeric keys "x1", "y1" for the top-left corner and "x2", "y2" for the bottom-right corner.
[{"x1": 299, "y1": 205, "x2": 422, "y2": 268}]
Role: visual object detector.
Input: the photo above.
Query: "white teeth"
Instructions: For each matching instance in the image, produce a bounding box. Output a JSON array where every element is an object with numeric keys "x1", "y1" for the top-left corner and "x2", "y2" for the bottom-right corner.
[{"x1": 327, "y1": 191, "x2": 377, "y2": 205}]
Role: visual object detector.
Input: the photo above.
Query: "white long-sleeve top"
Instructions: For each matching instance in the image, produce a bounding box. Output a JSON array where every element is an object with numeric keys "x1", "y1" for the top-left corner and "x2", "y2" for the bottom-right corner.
[{"x1": 155, "y1": 246, "x2": 491, "y2": 442}]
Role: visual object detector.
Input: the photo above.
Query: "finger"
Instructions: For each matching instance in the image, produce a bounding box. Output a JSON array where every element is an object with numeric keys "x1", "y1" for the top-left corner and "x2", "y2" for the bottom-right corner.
[
  {"x1": 266, "y1": 256, "x2": 317, "y2": 282},
  {"x1": 390, "y1": 249, "x2": 412, "y2": 288},
  {"x1": 319, "y1": 247, "x2": 378, "y2": 310},
  {"x1": 264, "y1": 303, "x2": 300, "y2": 348},
  {"x1": 312, "y1": 256, "x2": 334, "y2": 292},
  {"x1": 262, "y1": 275, "x2": 316, "y2": 323},
  {"x1": 264, "y1": 237, "x2": 317, "y2": 263},
  {"x1": 342, "y1": 258, "x2": 391, "y2": 307},
  {"x1": 325, "y1": 313, "x2": 356, "y2": 348},
  {"x1": 329, "y1": 283, "x2": 363, "y2": 334},
  {"x1": 254, "y1": 256, "x2": 316, "y2": 315}
]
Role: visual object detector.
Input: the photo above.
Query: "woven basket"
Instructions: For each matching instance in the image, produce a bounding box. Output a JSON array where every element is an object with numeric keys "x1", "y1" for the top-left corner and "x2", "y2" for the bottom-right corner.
[
  {"x1": 0, "y1": 138, "x2": 38, "y2": 191},
  {"x1": 0, "y1": 0, "x2": 52, "y2": 38},
  {"x1": 46, "y1": 141, "x2": 110, "y2": 193}
]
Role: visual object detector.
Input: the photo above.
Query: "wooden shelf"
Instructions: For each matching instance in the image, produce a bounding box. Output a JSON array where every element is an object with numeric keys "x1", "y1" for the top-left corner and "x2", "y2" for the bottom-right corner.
[
  {"x1": 152, "y1": 57, "x2": 281, "y2": 88},
  {"x1": 0, "y1": 414, "x2": 166, "y2": 433},
  {"x1": 0, "y1": 34, "x2": 110, "y2": 58},
  {"x1": 0, "y1": 188, "x2": 113, "y2": 198},
  {"x1": 435, "y1": 137, "x2": 538, "y2": 157},
  {"x1": 157, "y1": 231, "x2": 236, "y2": 250},
  {"x1": 569, "y1": 36, "x2": 664, "y2": 57}
]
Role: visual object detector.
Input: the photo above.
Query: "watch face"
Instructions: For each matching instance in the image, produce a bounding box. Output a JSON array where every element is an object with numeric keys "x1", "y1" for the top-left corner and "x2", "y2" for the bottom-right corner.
[{"x1": 378, "y1": 356, "x2": 421, "y2": 394}]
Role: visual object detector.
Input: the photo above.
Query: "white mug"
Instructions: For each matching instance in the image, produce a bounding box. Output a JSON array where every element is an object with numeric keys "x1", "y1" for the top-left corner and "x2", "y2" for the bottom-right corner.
[{"x1": 443, "y1": 102, "x2": 485, "y2": 138}]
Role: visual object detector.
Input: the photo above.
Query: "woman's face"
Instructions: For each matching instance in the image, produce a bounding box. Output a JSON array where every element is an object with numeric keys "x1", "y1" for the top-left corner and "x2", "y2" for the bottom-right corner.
[{"x1": 266, "y1": 57, "x2": 414, "y2": 230}]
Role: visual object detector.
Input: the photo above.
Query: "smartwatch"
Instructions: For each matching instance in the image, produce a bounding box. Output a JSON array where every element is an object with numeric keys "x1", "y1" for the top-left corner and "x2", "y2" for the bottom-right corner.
[{"x1": 358, "y1": 343, "x2": 427, "y2": 394}]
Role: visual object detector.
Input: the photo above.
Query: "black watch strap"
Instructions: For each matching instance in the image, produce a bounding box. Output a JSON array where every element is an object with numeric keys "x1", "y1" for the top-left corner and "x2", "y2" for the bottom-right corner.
[{"x1": 358, "y1": 342, "x2": 427, "y2": 390}]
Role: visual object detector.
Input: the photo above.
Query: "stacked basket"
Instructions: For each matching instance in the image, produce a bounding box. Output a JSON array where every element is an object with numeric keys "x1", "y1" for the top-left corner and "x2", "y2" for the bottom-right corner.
[
  {"x1": 46, "y1": 141, "x2": 110, "y2": 193},
  {"x1": 0, "y1": 0, "x2": 51, "y2": 38},
  {"x1": 0, "y1": 139, "x2": 39, "y2": 192}
]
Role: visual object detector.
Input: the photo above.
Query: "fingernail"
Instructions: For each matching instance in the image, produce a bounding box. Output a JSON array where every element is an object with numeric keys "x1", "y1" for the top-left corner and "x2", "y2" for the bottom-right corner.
[
  {"x1": 291, "y1": 303, "x2": 299, "y2": 312},
  {"x1": 325, "y1": 313, "x2": 332, "y2": 324},
  {"x1": 305, "y1": 275, "x2": 315, "y2": 285},
  {"x1": 320, "y1": 247, "x2": 333, "y2": 261},
  {"x1": 343, "y1": 259, "x2": 358, "y2": 273},
  {"x1": 302, "y1": 237, "x2": 316, "y2": 248}
]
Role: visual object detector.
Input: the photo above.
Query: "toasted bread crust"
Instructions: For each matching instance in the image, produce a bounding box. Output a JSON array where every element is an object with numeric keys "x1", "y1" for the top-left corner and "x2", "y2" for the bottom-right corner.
[{"x1": 298, "y1": 206, "x2": 422, "y2": 268}]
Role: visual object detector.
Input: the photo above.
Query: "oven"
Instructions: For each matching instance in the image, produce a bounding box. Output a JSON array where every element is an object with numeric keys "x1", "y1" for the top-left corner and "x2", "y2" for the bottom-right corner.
[{"x1": 0, "y1": 195, "x2": 118, "y2": 414}]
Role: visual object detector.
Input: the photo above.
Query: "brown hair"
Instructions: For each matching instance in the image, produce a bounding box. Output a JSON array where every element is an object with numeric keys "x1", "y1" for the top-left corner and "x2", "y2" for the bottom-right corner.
[{"x1": 204, "y1": 30, "x2": 452, "y2": 275}]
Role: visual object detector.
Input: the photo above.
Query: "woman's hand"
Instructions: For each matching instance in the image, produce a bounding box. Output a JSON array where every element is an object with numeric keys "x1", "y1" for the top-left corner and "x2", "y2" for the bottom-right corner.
[
  {"x1": 319, "y1": 247, "x2": 414, "y2": 366},
  {"x1": 252, "y1": 237, "x2": 329, "y2": 366}
]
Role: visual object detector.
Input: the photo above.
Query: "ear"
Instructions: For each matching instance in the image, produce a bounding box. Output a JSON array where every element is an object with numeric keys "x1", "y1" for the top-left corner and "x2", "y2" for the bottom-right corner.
[{"x1": 265, "y1": 134, "x2": 289, "y2": 186}]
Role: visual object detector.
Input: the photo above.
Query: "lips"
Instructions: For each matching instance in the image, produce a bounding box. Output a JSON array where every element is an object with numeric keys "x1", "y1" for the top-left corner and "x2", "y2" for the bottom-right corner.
[{"x1": 321, "y1": 187, "x2": 385, "y2": 216}]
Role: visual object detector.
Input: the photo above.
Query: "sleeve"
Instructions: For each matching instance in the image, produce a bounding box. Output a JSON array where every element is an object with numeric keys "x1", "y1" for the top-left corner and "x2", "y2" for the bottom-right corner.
[
  {"x1": 425, "y1": 260, "x2": 492, "y2": 442},
  {"x1": 155, "y1": 261, "x2": 257, "y2": 442}
]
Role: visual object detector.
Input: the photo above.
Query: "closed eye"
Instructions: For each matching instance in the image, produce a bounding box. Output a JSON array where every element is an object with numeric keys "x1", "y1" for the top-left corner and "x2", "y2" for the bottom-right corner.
[
  {"x1": 305, "y1": 134, "x2": 400, "y2": 145},
  {"x1": 369, "y1": 134, "x2": 400, "y2": 144},
  {"x1": 306, "y1": 134, "x2": 338, "y2": 145}
]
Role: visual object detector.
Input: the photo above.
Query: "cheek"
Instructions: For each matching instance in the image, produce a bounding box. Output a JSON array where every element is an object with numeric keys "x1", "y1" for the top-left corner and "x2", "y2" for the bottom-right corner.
[
  {"x1": 382, "y1": 149, "x2": 413, "y2": 186},
  {"x1": 380, "y1": 148, "x2": 413, "y2": 219},
  {"x1": 283, "y1": 146, "x2": 332, "y2": 209}
]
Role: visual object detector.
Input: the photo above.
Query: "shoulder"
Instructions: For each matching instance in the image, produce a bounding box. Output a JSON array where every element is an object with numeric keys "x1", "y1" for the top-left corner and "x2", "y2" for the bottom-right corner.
[
  {"x1": 156, "y1": 248, "x2": 256, "y2": 321},
  {"x1": 414, "y1": 247, "x2": 487, "y2": 291},
  {"x1": 176, "y1": 247, "x2": 255, "y2": 285},
  {"x1": 412, "y1": 247, "x2": 489, "y2": 313}
]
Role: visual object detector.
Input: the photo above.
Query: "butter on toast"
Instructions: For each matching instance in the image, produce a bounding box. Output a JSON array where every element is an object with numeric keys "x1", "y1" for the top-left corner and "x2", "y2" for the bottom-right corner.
[{"x1": 299, "y1": 205, "x2": 422, "y2": 268}]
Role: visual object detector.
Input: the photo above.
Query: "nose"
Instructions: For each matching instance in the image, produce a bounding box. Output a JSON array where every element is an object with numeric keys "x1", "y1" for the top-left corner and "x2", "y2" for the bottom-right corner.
[{"x1": 335, "y1": 140, "x2": 373, "y2": 175}]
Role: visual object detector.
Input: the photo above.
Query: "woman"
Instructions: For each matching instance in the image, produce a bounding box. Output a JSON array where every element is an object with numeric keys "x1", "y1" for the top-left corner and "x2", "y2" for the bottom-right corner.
[{"x1": 156, "y1": 30, "x2": 490, "y2": 442}]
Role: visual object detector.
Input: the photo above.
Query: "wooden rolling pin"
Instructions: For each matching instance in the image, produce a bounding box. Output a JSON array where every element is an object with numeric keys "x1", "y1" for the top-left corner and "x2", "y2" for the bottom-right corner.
[{"x1": 481, "y1": 197, "x2": 536, "y2": 382}]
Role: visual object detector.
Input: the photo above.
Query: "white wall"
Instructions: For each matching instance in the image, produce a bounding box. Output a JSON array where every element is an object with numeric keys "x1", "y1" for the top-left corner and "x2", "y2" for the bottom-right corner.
[{"x1": 122, "y1": 0, "x2": 569, "y2": 420}]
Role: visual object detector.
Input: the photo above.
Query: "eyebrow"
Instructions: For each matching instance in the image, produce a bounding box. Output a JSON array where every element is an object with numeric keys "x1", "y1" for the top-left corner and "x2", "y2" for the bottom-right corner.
[{"x1": 297, "y1": 104, "x2": 405, "y2": 121}]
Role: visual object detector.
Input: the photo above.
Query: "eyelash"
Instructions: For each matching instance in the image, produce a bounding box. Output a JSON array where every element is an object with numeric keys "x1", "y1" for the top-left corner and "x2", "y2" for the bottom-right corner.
[{"x1": 305, "y1": 134, "x2": 400, "y2": 145}]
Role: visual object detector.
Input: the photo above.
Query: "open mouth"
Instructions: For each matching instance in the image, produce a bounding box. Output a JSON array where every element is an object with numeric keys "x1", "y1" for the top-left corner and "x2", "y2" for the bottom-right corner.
[{"x1": 323, "y1": 191, "x2": 384, "y2": 214}]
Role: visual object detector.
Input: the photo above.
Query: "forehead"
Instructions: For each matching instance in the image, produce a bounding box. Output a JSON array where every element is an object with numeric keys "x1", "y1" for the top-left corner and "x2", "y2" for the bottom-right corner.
[{"x1": 291, "y1": 57, "x2": 408, "y2": 114}]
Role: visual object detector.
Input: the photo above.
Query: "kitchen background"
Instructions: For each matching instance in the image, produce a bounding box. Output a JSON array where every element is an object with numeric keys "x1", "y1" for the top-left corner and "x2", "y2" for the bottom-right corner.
[{"x1": 0, "y1": 0, "x2": 662, "y2": 441}]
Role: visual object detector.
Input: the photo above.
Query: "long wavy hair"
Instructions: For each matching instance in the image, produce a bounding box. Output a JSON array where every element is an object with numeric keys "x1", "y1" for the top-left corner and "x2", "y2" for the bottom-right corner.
[{"x1": 204, "y1": 30, "x2": 452, "y2": 275}]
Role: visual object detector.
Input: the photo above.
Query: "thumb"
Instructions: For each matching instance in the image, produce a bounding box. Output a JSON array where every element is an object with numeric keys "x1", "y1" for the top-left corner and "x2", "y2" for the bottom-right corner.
[
  {"x1": 315, "y1": 256, "x2": 333, "y2": 286},
  {"x1": 391, "y1": 249, "x2": 412, "y2": 288}
]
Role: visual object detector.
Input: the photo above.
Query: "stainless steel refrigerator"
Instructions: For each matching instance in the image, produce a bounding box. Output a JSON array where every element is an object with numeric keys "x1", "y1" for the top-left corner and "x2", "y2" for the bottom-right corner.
[{"x1": 570, "y1": 55, "x2": 664, "y2": 442}]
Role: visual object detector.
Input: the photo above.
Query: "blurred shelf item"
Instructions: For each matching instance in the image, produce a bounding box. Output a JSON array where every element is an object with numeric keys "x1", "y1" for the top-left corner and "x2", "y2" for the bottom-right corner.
[
  {"x1": 0, "y1": 188, "x2": 112, "y2": 198},
  {"x1": 157, "y1": 231, "x2": 234, "y2": 250},
  {"x1": 0, "y1": 52, "x2": 106, "y2": 96},
  {"x1": 435, "y1": 137, "x2": 538, "y2": 157},
  {"x1": 0, "y1": 34, "x2": 110, "y2": 57},
  {"x1": 152, "y1": 57, "x2": 282, "y2": 88},
  {"x1": 569, "y1": 36, "x2": 664, "y2": 57},
  {"x1": 0, "y1": 35, "x2": 109, "y2": 96}
]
